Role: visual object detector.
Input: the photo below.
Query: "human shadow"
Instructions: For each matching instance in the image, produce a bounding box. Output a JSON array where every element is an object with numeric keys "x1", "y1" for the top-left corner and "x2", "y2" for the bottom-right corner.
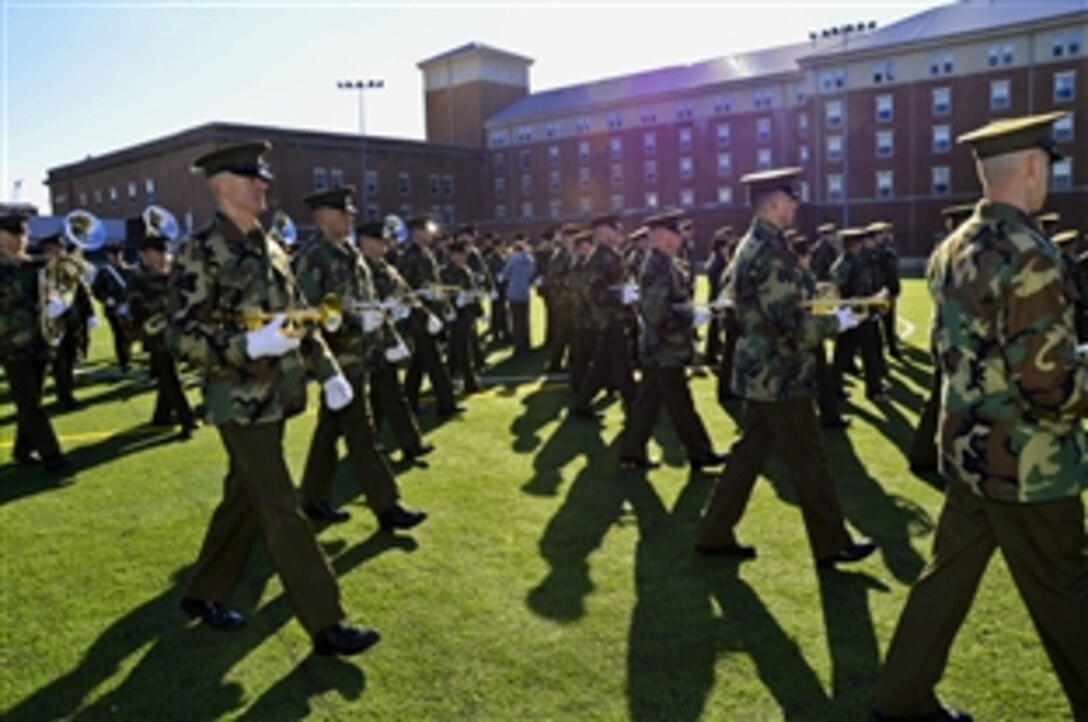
[
  {"x1": 509, "y1": 382, "x2": 568, "y2": 457},
  {"x1": 235, "y1": 657, "x2": 365, "y2": 721}
]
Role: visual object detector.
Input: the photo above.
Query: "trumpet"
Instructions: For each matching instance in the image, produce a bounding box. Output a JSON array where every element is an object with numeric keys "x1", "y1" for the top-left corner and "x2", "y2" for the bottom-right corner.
[{"x1": 222, "y1": 293, "x2": 343, "y2": 335}]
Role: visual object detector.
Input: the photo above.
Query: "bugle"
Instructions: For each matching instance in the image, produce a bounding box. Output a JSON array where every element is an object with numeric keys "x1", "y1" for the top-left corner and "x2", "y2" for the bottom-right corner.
[
  {"x1": 222, "y1": 293, "x2": 343, "y2": 335},
  {"x1": 802, "y1": 295, "x2": 892, "y2": 315}
]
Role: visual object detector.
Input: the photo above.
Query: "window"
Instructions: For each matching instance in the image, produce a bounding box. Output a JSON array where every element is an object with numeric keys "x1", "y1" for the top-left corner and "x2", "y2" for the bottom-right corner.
[
  {"x1": 932, "y1": 125, "x2": 951, "y2": 154},
  {"x1": 644, "y1": 191, "x2": 658, "y2": 209},
  {"x1": 366, "y1": 204, "x2": 380, "y2": 223},
  {"x1": 987, "y1": 43, "x2": 1014, "y2": 67},
  {"x1": 575, "y1": 117, "x2": 591, "y2": 134},
  {"x1": 611, "y1": 163, "x2": 623, "y2": 186},
  {"x1": 679, "y1": 156, "x2": 694, "y2": 180},
  {"x1": 827, "y1": 135, "x2": 843, "y2": 162},
  {"x1": 795, "y1": 83, "x2": 807, "y2": 103},
  {"x1": 680, "y1": 189, "x2": 695, "y2": 208},
  {"x1": 799, "y1": 180, "x2": 811, "y2": 203},
  {"x1": 875, "y1": 94, "x2": 893, "y2": 122},
  {"x1": 398, "y1": 172, "x2": 411, "y2": 195},
  {"x1": 643, "y1": 132, "x2": 656, "y2": 155},
  {"x1": 820, "y1": 68, "x2": 846, "y2": 92},
  {"x1": 1052, "y1": 31, "x2": 1083, "y2": 58},
  {"x1": 78, "y1": 192, "x2": 87, "y2": 206},
  {"x1": 521, "y1": 174, "x2": 532, "y2": 195},
  {"x1": 313, "y1": 167, "x2": 328, "y2": 191},
  {"x1": 1051, "y1": 158, "x2": 1072, "y2": 190},
  {"x1": 607, "y1": 113, "x2": 623, "y2": 130},
  {"x1": 716, "y1": 122, "x2": 731, "y2": 147},
  {"x1": 1054, "y1": 71, "x2": 1076, "y2": 102},
  {"x1": 827, "y1": 174, "x2": 843, "y2": 202},
  {"x1": 644, "y1": 160, "x2": 657, "y2": 184},
  {"x1": 443, "y1": 206, "x2": 455, "y2": 225},
  {"x1": 990, "y1": 80, "x2": 1011, "y2": 110},
  {"x1": 54, "y1": 194, "x2": 67, "y2": 208},
  {"x1": 932, "y1": 87, "x2": 951, "y2": 116},
  {"x1": 757, "y1": 149, "x2": 772, "y2": 170},
  {"x1": 876, "y1": 170, "x2": 894, "y2": 199},
  {"x1": 443, "y1": 174, "x2": 453, "y2": 196},
  {"x1": 365, "y1": 170, "x2": 378, "y2": 196},
  {"x1": 717, "y1": 153, "x2": 732, "y2": 177},
  {"x1": 493, "y1": 153, "x2": 505, "y2": 174},
  {"x1": 826, "y1": 99, "x2": 843, "y2": 127},
  {"x1": 93, "y1": 189, "x2": 102, "y2": 204},
  {"x1": 516, "y1": 125, "x2": 532, "y2": 143},
  {"x1": 798, "y1": 113, "x2": 809, "y2": 135},
  {"x1": 930, "y1": 52, "x2": 954, "y2": 75},
  {"x1": 932, "y1": 166, "x2": 950, "y2": 196},
  {"x1": 579, "y1": 197, "x2": 593, "y2": 215},
  {"x1": 521, "y1": 202, "x2": 534, "y2": 219},
  {"x1": 549, "y1": 170, "x2": 560, "y2": 193},
  {"x1": 1054, "y1": 114, "x2": 1074, "y2": 143},
  {"x1": 678, "y1": 127, "x2": 693, "y2": 152},
  {"x1": 489, "y1": 130, "x2": 508, "y2": 148},
  {"x1": 330, "y1": 168, "x2": 344, "y2": 188},
  {"x1": 494, "y1": 177, "x2": 506, "y2": 197},
  {"x1": 144, "y1": 179, "x2": 155, "y2": 195},
  {"x1": 610, "y1": 137, "x2": 623, "y2": 160},
  {"x1": 520, "y1": 149, "x2": 532, "y2": 170},
  {"x1": 546, "y1": 122, "x2": 559, "y2": 139},
  {"x1": 399, "y1": 204, "x2": 412, "y2": 219},
  {"x1": 752, "y1": 89, "x2": 773, "y2": 109},
  {"x1": 548, "y1": 145, "x2": 560, "y2": 168},
  {"x1": 872, "y1": 60, "x2": 895, "y2": 84},
  {"x1": 876, "y1": 130, "x2": 893, "y2": 158},
  {"x1": 717, "y1": 186, "x2": 733, "y2": 205},
  {"x1": 578, "y1": 167, "x2": 591, "y2": 188},
  {"x1": 127, "y1": 181, "x2": 137, "y2": 198},
  {"x1": 641, "y1": 107, "x2": 657, "y2": 125},
  {"x1": 799, "y1": 145, "x2": 810, "y2": 166},
  {"x1": 756, "y1": 118, "x2": 771, "y2": 144},
  {"x1": 549, "y1": 199, "x2": 562, "y2": 219},
  {"x1": 108, "y1": 186, "x2": 117, "y2": 202},
  {"x1": 1003, "y1": 43, "x2": 1015, "y2": 65},
  {"x1": 676, "y1": 102, "x2": 694, "y2": 120},
  {"x1": 495, "y1": 204, "x2": 507, "y2": 220},
  {"x1": 611, "y1": 194, "x2": 625, "y2": 212},
  {"x1": 714, "y1": 95, "x2": 733, "y2": 114},
  {"x1": 429, "y1": 174, "x2": 440, "y2": 195},
  {"x1": 578, "y1": 141, "x2": 590, "y2": 164}
]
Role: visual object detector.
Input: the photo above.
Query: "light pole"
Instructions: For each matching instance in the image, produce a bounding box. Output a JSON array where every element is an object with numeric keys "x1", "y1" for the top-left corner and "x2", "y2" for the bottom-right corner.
[{"x1": 337, "y1": 78, "x2": 384, "y2": 218}]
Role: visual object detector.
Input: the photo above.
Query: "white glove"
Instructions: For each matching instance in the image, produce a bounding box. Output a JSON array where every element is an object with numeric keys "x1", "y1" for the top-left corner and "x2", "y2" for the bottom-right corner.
[
  {"x1": 456, "y1": 292, "x2": 469, "y2": 308},
  {"x1": 427, "y1": 313, "x2": 444, "y2": 335},
  {"x1": 106, "y1": 297, "x2": 116, "y2": 308},
  {"x1": 385, "y1": 340, "x2": 411, "y2": 363},
  {"x1": 620, "y1": 283, "x2": 640, "y2": 306},
  {"x1": 1074, "y1": 342, "x2": 1088, "y2": 361},
  {"x1": 693, "y1": 308, "x2": 712, "y2": 327},
  {"x1": 46, "y1": 296, "x2": 68, "y2": 320},
  {"x1": 420, "y1": 288, "x2": 437, "y2": 301},
  {"x1": 833, "y1": 306, "x2": 860, "y2": 333},
  {"x1": 323, "y1": 373, "x2": 354, "y2": 411},
  {"x1": 245, "y1": 313, "x2": 301, "y2": 359},
  {"x1": 533, "y1": 277, "x2": 544, "y2": 288},
  {"x1": 444, "y1": 308, "x2": 457, "y2": 322},
  {"x1": 488, "y1": 290, "x2": 499, "y2": 301},
  {"x1": 392, "y1": 303, "x2": 411, "y2": 322},
  {"x1": 361, "y1": 310, "x2": 384, "y2": 333},
  {"x1": 116, "y1": 303, "x2": 131, "y2": 317},
  {"x1": 87, "y1": 316, "x2": 99, "y2": 330}
]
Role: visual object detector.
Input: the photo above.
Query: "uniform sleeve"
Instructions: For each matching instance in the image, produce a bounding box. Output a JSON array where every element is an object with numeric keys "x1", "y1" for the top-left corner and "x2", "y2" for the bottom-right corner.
[
  {"x1": 1003, "y1": 244, "x2": 1088, "y2": 418},
  {"x1": 639, "y1": 258, "x2": 674, "y2": 330},
  {"x1": 292, "y1": 248, "x2": 324, "y2": 305},
  {"x1": 756, "y1": 252, "x2": 836, "y2": 349}
]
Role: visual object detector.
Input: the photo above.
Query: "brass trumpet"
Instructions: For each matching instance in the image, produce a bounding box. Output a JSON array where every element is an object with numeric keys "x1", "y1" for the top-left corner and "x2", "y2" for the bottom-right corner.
[
  {"x1": 802, "y1": 295, "x2": 892, "y2": 315},
  {"x1": 224, "y1": 294, "x2": 343, "y2": 335}
]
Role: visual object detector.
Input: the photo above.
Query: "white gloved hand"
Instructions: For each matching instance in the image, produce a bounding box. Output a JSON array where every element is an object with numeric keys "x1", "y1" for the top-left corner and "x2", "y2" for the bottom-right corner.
[
  {"x1": 117, "y1": 302, "x2": 131, "y2": 317},
  {"x1": 533, "y1": 277, "x2": 544, "y2": 288},
  {"x1": 1075, "y1": 342, "x2": 1088, "y2": 361},
  {"x1": 420, "y1": 288, "x2": 437, "y2": 301},
  {"x1": 488, "y1": 290, "x2": 499, "y2": 301},
  {"x1": 456, "y1": 292, "x2": 469, "y2": 309},
  {"x1": 361, "y1": 309, "x2": 384, "y2": 333},
  {"x1": 427, "y1": 313, "x2": 444, "y2": 335},
  {"x1": 323, "y1": 373, "x2": 354, "y2": 411},
  {"x1": 385, "y1": 340, "x2": 411, "y2": 363},
  {"x1": 833, "y1": 305, "x2": 860, "y2": 333},
  {"x1": 87, "y1": 315, "x2": 99, "y2": 330},
  {"x1": 46, "y1": 296, "x2": 68, "y2": 320},
  {"x1": 444, "y1": 308, "x2": 457, "y2": 322},
  {"x1": 392, "y1": 303, "x2": 411, "y2": 322},
  {"x1": 693, "y1": 308, "x2": 712, "y2": 328},
  {"x1": 620, "y1": 283, "x2": 640, "y2": 306},
  {"x1": 106, "y1": 297, "x2": 116, "y2": 308},
  {"x1": 245, "y1": 313, "x2": 301, "y2": 359}
]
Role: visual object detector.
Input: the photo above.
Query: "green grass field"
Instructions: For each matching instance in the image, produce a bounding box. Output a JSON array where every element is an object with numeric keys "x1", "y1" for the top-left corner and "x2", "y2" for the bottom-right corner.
[{"x1": 0, "y1": 279, "x2": 1074, "y2": 721}]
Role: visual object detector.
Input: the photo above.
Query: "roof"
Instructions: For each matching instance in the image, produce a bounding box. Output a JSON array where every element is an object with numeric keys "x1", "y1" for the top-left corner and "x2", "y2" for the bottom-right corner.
[
  {"x1": 487, "y1": 42, "x2": 810, "y2": 125},
  {"x1": 802, "y1": 0, "x2": 1088, "y2": 60},
  {"x1": 418, "y1": 42, "x2": 534, "y2": 69}
]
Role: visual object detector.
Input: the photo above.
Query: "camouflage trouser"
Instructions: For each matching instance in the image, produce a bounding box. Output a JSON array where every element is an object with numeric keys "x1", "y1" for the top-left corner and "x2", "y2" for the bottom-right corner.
[{"x1": 873, "y1": 481, "x2": 1088, "y2": 719}]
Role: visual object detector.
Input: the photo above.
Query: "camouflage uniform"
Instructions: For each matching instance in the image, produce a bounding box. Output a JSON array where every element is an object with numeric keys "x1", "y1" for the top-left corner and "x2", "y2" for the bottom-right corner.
[
  {"x1": 545, "y1": 244, "x2": 575, "y2": 372},
  {"x1": 128, "y1": 259, "x2": 194, "y2": 430},
  {"x1": 440, "y1": 260, "x2": 482, "y2": 393},
  {"x1": 831, "y1": 247, "x2": 885, "y2": 398},
  {"x1": 704, "y1": 247, "x2": 728, "y2": 365},
  {"x1": 484, "y1": 243, "x2": 510, "y2": 343},
  {"x1": 567, "y1": 249, "x2": 596, "y2": 391},
  {"x1": 876, "y1": 200, "x2": 1088, "y2": 719},
  {"x1": 395, "y1": 242, "x2": 457, "y2": 413},
  {"x1": 292, "y1": 232, "x2": 400, "y2": 517},
  {"x1": 167, "y1": 211, "x2": 347, "y2": 635},
  {"x1": 619, "y1": 247, "x2": 715, "y2": 464},
  {"x1": 0, "y1": 249, "x2": 64, "y2": 467},
  {"x1": 91, "y1": 256, "x2": 133, "y2": 372},
  {"x1": 873, "y1": 239, "x2": 901, "y2": 357},
  {"x1": 51, "y1": 264, "x2": 93, "y2": 408},
  {"x1": 697, "y1": 217, "x2": 854, "y2": 559},
  {"x1": 809, "y1": 236, "x2": 838, "y2": 283},
  {"x1": 571, "y1": 242, "x2": 637, "y2": 412}
]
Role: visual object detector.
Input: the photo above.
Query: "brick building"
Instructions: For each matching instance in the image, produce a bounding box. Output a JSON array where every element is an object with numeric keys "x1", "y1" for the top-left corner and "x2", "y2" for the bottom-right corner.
[{"x1": 47, "y1": 0, "x2": 1087, "y2": 257}]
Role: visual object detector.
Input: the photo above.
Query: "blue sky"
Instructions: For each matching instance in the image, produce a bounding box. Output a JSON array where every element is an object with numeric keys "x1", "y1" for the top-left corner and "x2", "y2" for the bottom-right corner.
[{"x1": 2, "y1": 0, "x2": 925, "y2": 212}]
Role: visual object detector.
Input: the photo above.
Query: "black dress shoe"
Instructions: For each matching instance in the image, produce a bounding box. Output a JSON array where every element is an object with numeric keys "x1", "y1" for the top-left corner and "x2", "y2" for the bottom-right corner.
[
  {"x1": 303, "y1": 501, "x2": 351, "y2": 523},
  {"x1": 872, "y1": 704, "x2": 972, "y2": 722},
  {"x1": 691, "y1": 451, "x2": 729, "y2": 471},
  {"x1": 437, "y1": 403, "x2": 467, "y2": 418},
  {"x1": 43, "y1": 454, "x2": 68, "y2": 473},
  {"x1": 821, "y1": 417, "x2": 852, "y2": 429},
  {"x1": 312, "y1": 622, "x2": 381, "y2": 656},
  {"x1": 181, "y1": 597, "x2": 245, "y2": 630},
  {"x1": 618, "y1": 456, "x2": 662, "y2": 470},
  {"x1": 696, "y1": 542, "x2": 757, "y2": 560},
  {"x1": 378, "y1": 503, "x2": 428, "y2": 531},
  {"x1": 14, "y1": 451, "x2": 39, "y2": 466},
  {"x1": 818, "y1": 538, "x2": 877, "y2": 568},
  {"x1": 569, "y1": 406, "x2": 604, "y2": 421},
  {"x1": 404, "y1": 442, "x2": 435, "y2": 460}
]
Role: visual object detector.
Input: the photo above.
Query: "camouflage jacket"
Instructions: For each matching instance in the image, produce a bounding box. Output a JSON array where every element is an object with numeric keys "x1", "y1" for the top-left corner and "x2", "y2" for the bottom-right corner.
[
  {"x1": 546, "y1": 246, "x2": 575, "y2": 306},
  {"x1": 872, "y1": 244, "x2": 901, "y2": 297},
  {"x1": 638, "y1": 247, "x2": 695, "y2": 367},
  {"x1": 810, "y1": 239, "x2": 839, "y2": 283},
  {"x1": 166, "y1": 212, "x2": 340, "y2": 427},
  {"x1": 625, "y1": 247, "x2": 648, "y2": 279},
  {"x1": 128, "y1": 261, "x2": 168, "y2": 349},
  {"x1": 831, "y1": 250, "x2": 881, "y2": 298},
  {"x1": 725, "y1": 217, "x2": 838, "y2": 401},
  {"x1": 91, "y1": 261, "x2": 132, "y2": 311},
  {"x1": 569, "y1": 255, "x2": 596, "y2": 332},
  {"x1": 928, "y1": 200, "x2": 1088, "y2": 503},
  {"x1": 467, "y1": 246, "x2": 494, "y2": 291},
  {"x1": 484, "y1": 247, "x2": 508, "y2": 290},
  {"x1": 0, "y1": 251, "x2": 49, "y2": 361},
  {"x1": 585, "y1": 243, "x2": 629, "y2": 330},
  {"x1": 440, "y1": 261, "x2": 481, "y2": 320},
  {"x1": 395, "y1": 242, "x2": 441, "y2": 291},
  {"x1": 367, "y1": 253, "x2": 412, "y2": 302},
  {"x1": 293, "y1": 232, "x2": 380, "y2": 379},
  {"x1": 705, "y1": 251, "x2": 728, "y2": 300}
]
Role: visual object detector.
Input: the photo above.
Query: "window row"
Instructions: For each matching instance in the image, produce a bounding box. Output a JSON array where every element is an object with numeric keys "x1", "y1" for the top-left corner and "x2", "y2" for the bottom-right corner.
[
  {"x1": 317, "y1": 169, "x2": 455, "y2": 197},
  {"x1": 822, "y1": 160, "x2": 1073, "y2": 202},
  {"x1": 76, "y1": 178, "x2": 157, "y2": 208}
]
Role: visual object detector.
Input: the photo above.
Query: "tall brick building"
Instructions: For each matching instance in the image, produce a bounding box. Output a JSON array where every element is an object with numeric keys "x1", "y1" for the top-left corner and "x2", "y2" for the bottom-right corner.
[{"x1": 47, "y1": 0, "x2": 1087, "y2": 256}]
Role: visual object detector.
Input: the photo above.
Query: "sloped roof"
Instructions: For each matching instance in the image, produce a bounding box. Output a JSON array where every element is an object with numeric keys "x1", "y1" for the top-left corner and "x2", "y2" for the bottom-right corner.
[
  {"x1": 418, "y1": 42, "x2": 533, "y2": 69},
  {"x1": 487, "y1": 42, "x2": 810, "y2": 125},
  {"x1": 802, "y1": 0, "x2": 1088, "y2": 60}
]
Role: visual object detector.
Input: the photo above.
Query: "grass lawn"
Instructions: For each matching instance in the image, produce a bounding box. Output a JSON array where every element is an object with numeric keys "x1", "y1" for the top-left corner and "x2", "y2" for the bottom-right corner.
[{"x1": 0, "y1": 278, "x2": 1073, "y2": 721}]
